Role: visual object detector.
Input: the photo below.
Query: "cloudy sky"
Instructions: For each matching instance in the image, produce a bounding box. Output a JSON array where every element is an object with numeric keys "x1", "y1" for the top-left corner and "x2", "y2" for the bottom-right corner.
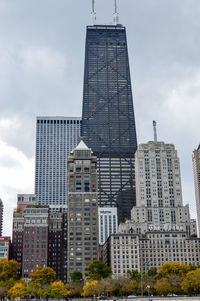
[{"x1": 0, "y1": 0, "x2": 199, "y2": 236}]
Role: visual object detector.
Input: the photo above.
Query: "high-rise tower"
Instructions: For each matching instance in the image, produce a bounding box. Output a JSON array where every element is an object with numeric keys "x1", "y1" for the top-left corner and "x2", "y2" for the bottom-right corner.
[
  {"x1": 81, "y1": 25, "x2": 137, "y2": 222},
  {"x1": 35, "y1": 117, "x2": 81, "y2": 211},
  {"x1": 193, "y1": 145, "x2": 200, "y2": 236}
]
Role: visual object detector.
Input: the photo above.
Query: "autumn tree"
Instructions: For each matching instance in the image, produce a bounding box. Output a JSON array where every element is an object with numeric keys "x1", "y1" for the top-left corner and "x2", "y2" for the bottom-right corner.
[
  {"x1": 30, "y1": 266, "x2": 56, "y2": 286},
  {"x1": 82, "y1": 280, "x2": 99, "y2": 297},
  {"x1": 87, "y1": 261, "x2": 112, "y2": 280},
  {"x1": 0, "y1": 259, "x2": 20, "y2": 282},
  {"x1": 48, "y1": 281, "x2": 71, "y2": 299},
  {"x1": 7, "y1": 282, "x2": 31, "y2": 299},
  {"x1": 159, "y1": 263, "x2": 190, "y2": 278},
  {"x1": 181, "y1": 268, "x2": 200, "y2": 295},
  {"x1": 154, "y1": 274, "x2": 182, "y2": 296}
]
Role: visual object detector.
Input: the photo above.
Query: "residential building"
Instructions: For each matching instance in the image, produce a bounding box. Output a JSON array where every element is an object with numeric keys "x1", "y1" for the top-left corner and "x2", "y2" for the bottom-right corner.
[
  {"x1": 129, "y1": 140, "x2": 194, "y2": 236},
  {"x1": 22, "y1": 206, "x2": 49, "y2": 278},
  {"x1": 35, "y1": 117, "x2": 81, "y2": 211},
  {"x1": 193, "y1": 145, "x2": 200, "y2": 236},
  {"x1": 0, "y1": 237, "x2": 11, "y2": 260},
  {"x1": 81, "y1": 25, "x2": 137, "y2": 223},
  {"x1": 12, "y1": 194, "x2": 37, "y2": 269},
  {"x1": 103, "y1": 232, "x2": 200, "y2": 277},
  {"x1": 0, "y1": 199, "x2": 3, "y2": 236},
  {"x1": 67, "y1": 139, "x2": 99, "y2": 280},
  {"x1": 98, "y1": 207, "x2": 118, "y2": 245},
  {"x1": 48, "y1": 212, "x2": 63, "y2": 280}
]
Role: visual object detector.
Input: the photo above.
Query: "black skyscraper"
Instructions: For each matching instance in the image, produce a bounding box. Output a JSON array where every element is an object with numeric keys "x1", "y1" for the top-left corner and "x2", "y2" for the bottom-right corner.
[{"x1": 81, "y1": 25, "x2": 137, "y2": 222}]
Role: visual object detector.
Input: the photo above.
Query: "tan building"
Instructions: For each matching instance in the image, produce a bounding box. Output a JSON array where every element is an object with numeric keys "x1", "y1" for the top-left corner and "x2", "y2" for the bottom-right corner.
[
  {"x1": 193, "y1": 145, "x2": 200, "y2": 236},
  {"x1": 67, "y1": 139, "x2": 99, "y2": 280},
  {"x1": 103, "y1": 232, "x2": 200, "y2": 276},
  {"x1": 123, "y1": 141, "x2": 196, "y2": 237}
]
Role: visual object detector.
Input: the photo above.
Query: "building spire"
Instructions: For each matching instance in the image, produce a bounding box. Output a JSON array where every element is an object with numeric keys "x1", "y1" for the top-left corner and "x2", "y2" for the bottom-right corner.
[
  {"x1": 113, "y1": 0, "x2": 119, "y2": 25},
  {"x1": 153, "y1": 120, "x2": 158, "y2": 142},
  {"x1": 91, "y1": 0, "x2": 96, "y2": 25}
]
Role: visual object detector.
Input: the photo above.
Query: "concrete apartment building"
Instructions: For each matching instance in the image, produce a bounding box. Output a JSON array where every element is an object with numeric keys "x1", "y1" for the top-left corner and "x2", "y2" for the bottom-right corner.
[
  {"x1": 193, "y1": 145, "x2": 200, "y2": 236},
  {"x1": 67, "y1": 139, "x2": 99, "y2": 280}
]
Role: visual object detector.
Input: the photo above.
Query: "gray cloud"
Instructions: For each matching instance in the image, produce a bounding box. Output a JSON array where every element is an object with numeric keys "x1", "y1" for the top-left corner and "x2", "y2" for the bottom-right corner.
[{"x1": 0, "y1": 0, "x2": 199, "y2": 235}]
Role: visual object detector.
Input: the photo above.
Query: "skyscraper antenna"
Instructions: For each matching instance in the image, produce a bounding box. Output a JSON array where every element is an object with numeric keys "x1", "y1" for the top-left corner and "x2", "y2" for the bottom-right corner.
[
  {"x1": 153, "y1": 120, "x2": 157, "y2": 142},
  {"x1": 91, "y1": 0, "x2": 96, "y2": 25},
  {"x1": 113, "y1": 0, "x2": 119, "y2": 25}
]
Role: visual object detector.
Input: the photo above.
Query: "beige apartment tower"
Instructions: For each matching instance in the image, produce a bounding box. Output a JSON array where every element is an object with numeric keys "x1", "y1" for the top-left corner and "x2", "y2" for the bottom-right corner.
[
  {"x1": 193, "y1": 145, "x2": 200, "y2": 236},
  {"x1": 67, "y1": 139, "x2": 99, "y2": 280}
]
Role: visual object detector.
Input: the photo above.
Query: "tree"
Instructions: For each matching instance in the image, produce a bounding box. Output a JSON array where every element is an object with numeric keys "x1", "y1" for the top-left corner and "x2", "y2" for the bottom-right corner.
[
  {"x1": 48, "y1": 281, "x2": 71, "y2": 299},
  {"x1": 0, "y1": 259, "x2": 20, "y2": 282},
  {"x1": 82, "y1": 280, "x2": 99, "y2": 297},
  {"x1": 148, "y1": 267, "x2": 158, "y2": 277},
  {"x1": 30, "y1": 266, "x2": 56, "y2": 286},
  {"x1": 87, "y1": 261, "x2": 112, "y2": 280},
  {"x1": 7, "y1": 282, "x2": 31, "y2": 299},
  {"x1": 127, "y1": 270, "x2": 141, "y2": 281},
  {"x1": 154, "y1": 274, "x2": 182, "y2": 296},
  {"x1": 181, "y1": 268, "x2": 200, "y2": 295},
  {"x1": 71, "y1": 270, "x2": 83, "y2": 282},
  {"x1": 159, "y1": 263, "x2": 190, "y2": 278}
]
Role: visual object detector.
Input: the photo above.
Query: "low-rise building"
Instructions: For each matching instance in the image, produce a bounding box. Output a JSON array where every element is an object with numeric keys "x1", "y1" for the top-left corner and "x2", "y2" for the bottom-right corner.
[{"x1": 0, "y1": 237, "x2": 11, "y2": 260}]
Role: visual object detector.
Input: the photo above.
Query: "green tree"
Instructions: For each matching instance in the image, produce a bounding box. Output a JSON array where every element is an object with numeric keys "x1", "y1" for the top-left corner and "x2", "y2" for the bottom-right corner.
[
  {"x1": 71, "y1": 270, "x2": 83, "y2": 282},
  {"x1": 181, "y1": 268, "x2": 200, "y2": 295},
  {"x1": 30, "y1": 266, "x2": 56, "y2": 286},
  {"x1": 148, "y1": 267, "x2": 157, "y2": 277},
  {"x1": 87, "y1": 261, "x2": 112, "y2": 280},
  {"x1": 127, "y1": 270, "x2": 141, "y2": 281}
]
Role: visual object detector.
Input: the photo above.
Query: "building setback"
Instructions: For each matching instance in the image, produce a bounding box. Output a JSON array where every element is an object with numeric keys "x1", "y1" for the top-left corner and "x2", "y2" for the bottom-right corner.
[
  {"x1": 81, "y1": 25, "x2": 137, "y2": 223},
  {"x1": 193, "y1": 145, "x2": 200, "y2": 236},
  {"x1": 67, "y1": 139, "x2": 99, "y2": 280},
  {"x1": 35, "y1": 117, "x2": 81, "y2": 211}
]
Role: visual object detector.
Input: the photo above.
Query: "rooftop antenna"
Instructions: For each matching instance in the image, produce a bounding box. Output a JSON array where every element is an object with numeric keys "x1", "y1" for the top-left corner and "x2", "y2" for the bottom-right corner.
[
  {"x1": 113, "y1": 0, "x2": 119, "y2": 25},
  {"x1": 153, "y1": 120, "x2": 158, "y2": 142},
  {"x1": 91, "y1": 0, "x2": 96, "y2": 25}
]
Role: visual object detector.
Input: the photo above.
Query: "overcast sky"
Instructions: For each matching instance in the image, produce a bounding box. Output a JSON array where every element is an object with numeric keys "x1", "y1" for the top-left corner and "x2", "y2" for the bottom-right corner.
[{"x1": 0, "y1": 0, "x2": 200, "y2": 236}]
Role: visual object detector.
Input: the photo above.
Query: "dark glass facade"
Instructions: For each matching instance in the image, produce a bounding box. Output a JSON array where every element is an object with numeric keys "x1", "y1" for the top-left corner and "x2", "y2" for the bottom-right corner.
[{"x1": 81, "y1": 25, "x2": 137, "y2": 222}]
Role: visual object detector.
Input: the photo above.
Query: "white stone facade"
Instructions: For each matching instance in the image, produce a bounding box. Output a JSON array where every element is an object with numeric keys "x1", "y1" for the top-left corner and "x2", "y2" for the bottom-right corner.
[{"x1": 98, "y1": 207, "x2": 118, "y2": 245}]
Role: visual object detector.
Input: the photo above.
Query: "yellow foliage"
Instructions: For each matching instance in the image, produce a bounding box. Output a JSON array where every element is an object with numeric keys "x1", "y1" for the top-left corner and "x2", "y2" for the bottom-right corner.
[
  {"x1": 7, "y1": 283, "x2": 26, "y2": 299},
  {"x1": 82, "y1": 280, "x2": 99, "y2": 297},
  {"x1": 181, "y1": 268, "x2": 200, "y2": 295}
]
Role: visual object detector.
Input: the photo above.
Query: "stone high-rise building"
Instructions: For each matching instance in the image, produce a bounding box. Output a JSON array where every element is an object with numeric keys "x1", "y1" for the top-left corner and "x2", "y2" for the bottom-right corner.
[
  {"x1": 0, "y1": 199, "x2": 3, "y2": 236},
  {"x1": 128, "y1": 141, "x2": 195, "y2": 236},
  {"x1": 193, "y1": 145, "x2": 200, "y2": 236},
  {"x1": 81, "y1": 24, "x2": 137, "y2": 223},
  {"x1": 35, "y1": 117, "x2": 81, "y2": 211},
  {"x1": 67, "y1": 139, "x2": 99, "y2": 280}
]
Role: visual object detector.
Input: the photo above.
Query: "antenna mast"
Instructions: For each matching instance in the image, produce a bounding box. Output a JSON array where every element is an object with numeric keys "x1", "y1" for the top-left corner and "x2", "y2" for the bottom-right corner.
[
  {"x1": 113, "y1": 0, "x2": 119, "y2": 25},
  {"x1": 91, "y1": 0, "x2": 96, "y2": 25},
  {"x1": 153, "y1": 120, "x2": 158, "y2": 142}
]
